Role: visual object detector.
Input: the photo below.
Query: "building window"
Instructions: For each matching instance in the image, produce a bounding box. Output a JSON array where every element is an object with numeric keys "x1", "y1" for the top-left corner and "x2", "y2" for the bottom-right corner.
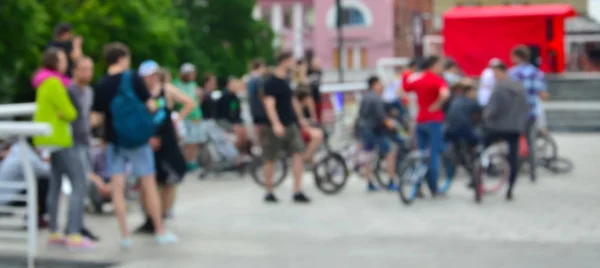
[
  {"x1": 340, "y1": 8, "x2": 366, "y2": 26},
  {"x1": 283, "y1": 7, "x2": 293, "y2": 28},
  {"x1": 333, "y1": 46, "x2": 368, "y2": 70},
  {"x1": 326, "y1": 0, "x2": 373, "y2": 29},
  {"x1": 305, "y1": 7, "x2": 315, "y2": 29}
]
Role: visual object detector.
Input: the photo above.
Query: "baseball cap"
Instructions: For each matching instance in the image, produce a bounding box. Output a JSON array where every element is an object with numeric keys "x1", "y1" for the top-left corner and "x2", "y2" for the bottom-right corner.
[
  {"x1": 488, "y1": 58, "x2": 502, "y2": 67},
  {"x1": 138, "y1": 60, "x2": 159, "y2": 77},
  {"x1": 180, "y1": 63, "x2": 196, "y2": 74}
]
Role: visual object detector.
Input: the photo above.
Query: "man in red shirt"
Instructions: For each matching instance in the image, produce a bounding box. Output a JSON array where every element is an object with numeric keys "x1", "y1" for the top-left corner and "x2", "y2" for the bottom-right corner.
[
  {"x1": 404, "y1": 55, "x2": 450, "y2": 195},
  {"x1": 400, "y1": 59, "x2": 417, "y2": 107}
]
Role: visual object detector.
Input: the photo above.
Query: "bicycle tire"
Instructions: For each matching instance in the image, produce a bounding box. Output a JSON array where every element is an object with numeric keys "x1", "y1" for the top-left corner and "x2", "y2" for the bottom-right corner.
[
  {"x1": 250, "y1": 155, "x2": 288, "y2": 189},
  {"x1": 473, "y1": 162, "x2": 483, "y2": 204},
  {"x1": 536, "y1": 133, "x2": 558, "y2": 160},
  {"x1": 482, "y1": 153, "x2": 509, "y2": 194},
  {"x1": 374, "y1": 154, "x2": 391, "y2": 188},
  {"x1": 544, "y1": 157, "x2": 574, "y2": 174},
  {"x1": 398, "y1": 156, "x2": 426, "y2": 205},
  {"x1": 313, "y1": 153, "x2": 350, "y2": 195}
]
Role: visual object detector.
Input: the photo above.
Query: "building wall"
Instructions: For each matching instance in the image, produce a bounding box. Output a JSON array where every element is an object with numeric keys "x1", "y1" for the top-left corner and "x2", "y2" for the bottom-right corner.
[
  {"x1": 313, "y1": 0, "x2": 396, "y2": 70},
  {"x1": 393, "y1": 0, "x2": 434, "y2": 57}
]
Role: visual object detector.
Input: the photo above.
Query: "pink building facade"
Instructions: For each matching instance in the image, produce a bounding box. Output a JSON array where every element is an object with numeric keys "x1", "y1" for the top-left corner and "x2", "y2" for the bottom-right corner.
[{"x1": 256, "y1": 0, "x2": 397, "y2": 70}]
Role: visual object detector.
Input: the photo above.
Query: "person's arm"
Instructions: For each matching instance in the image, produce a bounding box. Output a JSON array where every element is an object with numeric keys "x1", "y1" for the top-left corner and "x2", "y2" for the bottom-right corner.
[
  {"x1": 47, "y1": 78, "x2": 78, "y2": 122},
  {"x1": 70, "y1": 36, "x2": 83, "y2": 61},
  {"x1": 263, "y1": 96, "x2": 282, "y2": 127},
  {"x1": 428, "y1": 81, "x2": 451, "y2": 112},
  {"x1": 484, "y1": 90, "x2": 501, "y2": 121},
  {"x1": 23, "y1": 145, "x2": 51, "y2": 177},
  {"x1": 304, "y1": 98, "x2": 318, "y2": 122},
  {"x1": 132, "y1": 74, "x2": 156, "y2": 112},
  {"x1": 166, "y1": 83, "x2": 195, "y2": 120},
  {"x1": 292, "y1": 97, "x2": 308, "y2": 127},
  {"x1": 534, "y1": 70, "x2": 549, "y2": 100}
]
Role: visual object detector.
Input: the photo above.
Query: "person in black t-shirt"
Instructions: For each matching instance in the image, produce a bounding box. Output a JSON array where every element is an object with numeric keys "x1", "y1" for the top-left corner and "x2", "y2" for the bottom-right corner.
[
  {"x1": 305, "y1": 49, "x2": 323, "y2": 122},
  {"x1": 45, "y1": 23, "x2": 83, "y2": 77},
  {"x1": 90, "y1": 42, "x2": 176, "y2": 247},
  {"x1": 260, "y1": 52, "x2": 311, "y2": 203},
  {"x1": 216, "y1": 78, "x2": 248, "y2": 152}
]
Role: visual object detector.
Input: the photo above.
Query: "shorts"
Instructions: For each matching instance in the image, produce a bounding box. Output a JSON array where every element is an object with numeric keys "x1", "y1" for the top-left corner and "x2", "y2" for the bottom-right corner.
[
  {"x1": 183, "y1": 120, "x2": 205, "y2": 144},
  {"x1": 105, "y1": 143, "x2": 155, "y2": 179},
  {"x1": 216, "y1": 119, "x2": 234, "y2": 132},
  {"x1": 260, "y1": 124, "x2": 304, "y2": 161},
  {"x1": 359, "y1": 128, "x2": 391, "y2": 155}
]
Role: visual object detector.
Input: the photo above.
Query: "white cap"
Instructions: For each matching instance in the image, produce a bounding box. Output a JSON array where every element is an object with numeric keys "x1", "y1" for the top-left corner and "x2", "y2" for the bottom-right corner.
[
  {"x1": 488, "y1": 58, "x2": 502, "y2": 67},
  {"x1": 180, "y1": 63, "x2": 196, "y2": 74},
  {"x1": 138, "y1": 60, "x2": 159, "y2": 77}
]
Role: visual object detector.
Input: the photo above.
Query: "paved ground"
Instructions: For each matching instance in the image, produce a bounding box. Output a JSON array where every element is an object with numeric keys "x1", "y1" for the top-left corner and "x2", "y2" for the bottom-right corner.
[{"x1": 4, "y1": 134, "x2": 600, "y2": 268}]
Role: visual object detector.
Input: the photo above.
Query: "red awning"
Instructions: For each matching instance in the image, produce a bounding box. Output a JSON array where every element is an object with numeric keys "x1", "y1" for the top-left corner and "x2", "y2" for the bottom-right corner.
[{"x1": 444, "y1": 4, "x2": 576, "y2": 19}]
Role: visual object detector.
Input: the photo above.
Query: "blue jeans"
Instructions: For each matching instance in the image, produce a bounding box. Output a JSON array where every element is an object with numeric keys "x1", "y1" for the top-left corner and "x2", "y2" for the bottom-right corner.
[
  {"x1": 416, "y1": 122, "x2": 444, "y2": 193},
  {"x1": 359, "y1": 128, "x2": 391, "y2": 156},
  {"x1": 106, "y1": 143, "x2": 155, "y2": 178}
]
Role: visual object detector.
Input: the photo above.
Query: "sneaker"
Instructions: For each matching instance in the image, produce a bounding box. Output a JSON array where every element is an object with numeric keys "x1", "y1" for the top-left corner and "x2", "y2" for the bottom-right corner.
[
  {"x1": 387, "y1": 181, "x2": 399, "y2": 192},
  {"x1": 120, "y1": 237, "x2": 133, "y2": 249},
  {"x1": 186, "y1": 162, "x2": 199, "y2": 171},
  {"x1": 264, "y1": 193, "x2": 278, "y2": 203},
  {"x1": 81, "y1": 227, "x2": 100, "y2": 242},
  {"x1": 134, "y1": 219, "x2": 155, "y2": 235},
  {"x1": 155, "y1": 231, "x2": 178, "y2": 245},
  {"x1": 48, "y1": 233, "x2": 66, "y2": 246},
  {"x1": 367, "y1": 182, "x2": 379, "y2": 192},
  {"x1": 66, "y1": 234, "x2": 96, "y2": 250},
  {"x1": 293, "y1": 192, "x2": 311, "y2": 203}
]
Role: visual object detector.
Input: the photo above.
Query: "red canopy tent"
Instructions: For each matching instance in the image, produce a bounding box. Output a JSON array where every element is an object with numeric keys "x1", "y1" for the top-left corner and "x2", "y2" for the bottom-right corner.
[{"x1": 443, "y1": 4, "x2": 576, "y2": 76}]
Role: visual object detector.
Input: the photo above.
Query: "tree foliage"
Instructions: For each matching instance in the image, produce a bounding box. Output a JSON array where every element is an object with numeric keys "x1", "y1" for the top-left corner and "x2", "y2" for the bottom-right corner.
[{"x1": 0, "y1": 0, "x2": 273, "y2": 103}]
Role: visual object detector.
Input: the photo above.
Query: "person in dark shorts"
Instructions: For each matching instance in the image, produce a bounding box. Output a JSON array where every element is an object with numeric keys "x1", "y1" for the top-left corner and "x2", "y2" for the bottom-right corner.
[
  {"x1": 136, "y1": 62, "x2": 190, "y2": 234},
  {"x1": 261, "y1": 51, "x2": 310, "y2": 203},
  {"x1": 357, "y1": 76, "x2": 398, "y2": 192}
]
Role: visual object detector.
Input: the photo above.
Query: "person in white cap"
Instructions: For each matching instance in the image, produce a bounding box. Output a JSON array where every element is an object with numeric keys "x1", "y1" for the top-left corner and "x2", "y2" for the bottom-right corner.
[
  {"x1": 478, "y1": 58, "x2": 500, "y2": 106},
  {"x1": 173, "y1": 63, "x2": 204, "y2": 171}
]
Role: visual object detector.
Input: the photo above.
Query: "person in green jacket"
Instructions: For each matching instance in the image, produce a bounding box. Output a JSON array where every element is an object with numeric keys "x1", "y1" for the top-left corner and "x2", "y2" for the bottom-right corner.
[{"x1": 32, "y1": 47, "x2": 96, "y2": 250}]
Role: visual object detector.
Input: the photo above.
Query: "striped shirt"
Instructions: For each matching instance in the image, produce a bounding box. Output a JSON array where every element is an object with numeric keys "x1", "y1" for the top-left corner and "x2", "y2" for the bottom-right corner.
[{"x1": 508, "y1": 63, "x2": 546, "y2": 119}]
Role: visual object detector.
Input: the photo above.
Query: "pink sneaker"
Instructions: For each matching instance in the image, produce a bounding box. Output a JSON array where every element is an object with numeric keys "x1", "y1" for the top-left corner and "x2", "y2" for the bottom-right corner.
[
  {"x1": 47, "y1": 233, "x2": 66, "y2": 246},
  {"x1": 66, "y1": 234, "x2": 96, "y2": 251}
]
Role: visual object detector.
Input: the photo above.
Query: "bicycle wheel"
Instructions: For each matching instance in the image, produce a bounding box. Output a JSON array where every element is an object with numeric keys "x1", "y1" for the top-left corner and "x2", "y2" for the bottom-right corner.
[
  {"x1": 474, "y1": 152, "x2": 509, "y2": 198},
  {"x1": 544, "y1": 157, "x2": 574, "y2": 174},
  {"x1": 374, "y1": 154, "x2": 392, "y2": 189},
  {"x1": 313, "y1": 152, "x2": 349, "y2": 195},
  {"x1": 196, "y1": 144, "x2": 213, "y2": 179},
  {"x1": 250, "y1": 155, "x2": 288, "y2": 188},
  {"x1": 398, "y1": 154, "x2": 427, "y2": 205},
  {"x1": 536, "y1": 133, "x2": 558, "y2": 160}
]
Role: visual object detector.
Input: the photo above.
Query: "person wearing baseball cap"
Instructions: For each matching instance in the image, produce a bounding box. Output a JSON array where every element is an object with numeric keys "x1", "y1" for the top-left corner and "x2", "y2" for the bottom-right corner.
[{"x1": 172, "y1": 63, "x2": 204, "y2": 171}]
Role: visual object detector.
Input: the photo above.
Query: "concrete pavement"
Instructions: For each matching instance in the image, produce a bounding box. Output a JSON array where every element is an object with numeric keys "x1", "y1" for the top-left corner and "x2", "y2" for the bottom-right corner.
[{"x1": 6, "y1": 134, "x2": 600, "y2": 267}]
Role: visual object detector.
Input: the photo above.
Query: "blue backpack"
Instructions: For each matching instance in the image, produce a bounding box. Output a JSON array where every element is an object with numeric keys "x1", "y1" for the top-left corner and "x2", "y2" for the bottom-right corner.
[{"x1": 110, "y1": 71, "x2": 157, "y2": 148}]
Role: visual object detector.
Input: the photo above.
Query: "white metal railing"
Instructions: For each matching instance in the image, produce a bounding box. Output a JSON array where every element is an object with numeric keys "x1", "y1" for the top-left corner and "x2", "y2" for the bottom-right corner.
[{"x1": 0, "y1": 102, "x2": 50, "y2": 268}]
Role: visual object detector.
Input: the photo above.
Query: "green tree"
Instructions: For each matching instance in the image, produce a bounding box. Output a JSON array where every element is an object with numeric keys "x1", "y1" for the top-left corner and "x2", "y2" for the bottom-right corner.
[
  {"x1": 174, "y1": 0, "x2": 275, "y2": 78},
  {"x1": 0, "y1": 0, "x2": 49, "y2": 103}
]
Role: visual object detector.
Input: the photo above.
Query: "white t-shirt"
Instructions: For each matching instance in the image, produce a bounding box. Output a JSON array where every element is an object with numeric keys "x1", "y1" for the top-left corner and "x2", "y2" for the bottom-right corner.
[
  {"x1": 478, "y1": 68, "x2": 495, "y2": 106},
  {"x1": 382, "y1": 78, "x2": 400, "y2": 103}
]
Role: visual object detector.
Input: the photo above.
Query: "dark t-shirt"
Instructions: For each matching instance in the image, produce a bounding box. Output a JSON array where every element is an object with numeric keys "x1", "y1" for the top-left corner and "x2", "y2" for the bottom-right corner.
[
  {"x1": 91, "y1": 72, "x2": 151, "y2": 143},
  {"x1": 307, "y1": 69, "x2": 322, "y2": 104},
  {"x1": 46, "y1": 40, "x2": 73, "y2": 77},
  {"x1": 247, "y1": 76, "x2": 268, "y2": 124},
  {"x1": 445, "y1": 96, "x2": 482, "y2": 133},
  {"x1": 216, "y1": 90, "x2": 242, "y2": 124},
  {"x1": 200, "y1": 91, "x2": 218, "y2": 119},
  {"x1": 263, "y1": 75, "x2": 297, "y2": 126}
]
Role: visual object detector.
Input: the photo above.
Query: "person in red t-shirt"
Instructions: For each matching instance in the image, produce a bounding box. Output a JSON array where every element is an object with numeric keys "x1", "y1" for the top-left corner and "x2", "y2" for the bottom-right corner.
[
  {"x1": 400, "y1": 58, "x2": 417, "y2": 107},
  {"x1": 404, "y1": 55, "x2": 450, "y2": 195}
]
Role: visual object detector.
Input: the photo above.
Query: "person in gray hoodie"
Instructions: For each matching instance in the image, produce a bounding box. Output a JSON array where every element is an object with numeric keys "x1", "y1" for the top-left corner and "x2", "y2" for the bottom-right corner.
[{"x1": 484, "y1": 60, "x2": 529, "y2": 201}]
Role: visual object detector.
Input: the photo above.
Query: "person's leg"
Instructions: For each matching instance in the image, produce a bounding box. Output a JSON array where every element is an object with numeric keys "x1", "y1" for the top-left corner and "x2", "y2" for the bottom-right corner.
[
  {"x1": 505, "y1": 133, "x2": 520, "y2": 200},
  {"x1": 358, "y1": 128, "x2": 376, "y2": 189},
  {"x1": 129, "y1": 145, "x2": 174, "y2": 242},
  {"x1": 47, "y1": 151, "x2": 64, "y2": 238},
  {"x1": 380, "y1": 136, "x2": 397, "y2": 190},
  {"x1": 232, "y1": 124, "x2": 248, "y2": 153},
  {"x1": 160, "y1": 184, "x2": 176, "y2": 215},
  {"x1": 525, "y1": 119, "x2": 537, "y2": 182},
  {"x1": 183, "y1": 120, "x2": 201, "y2": 169},
  {"x1": 259, "y1": 126, "x2": 279, "y2": 200},
  {"x1": 286, "y1": 125, "x2": 308, "y2": 202},
  {"x1": 303, "y1": 127, "x2": 323, "y2": 164},
  {"x1": 427, "y1": 122, "x2": 444, "y2": 194},
  {"x1": 105, "y1": 144, "x2": 130, "y2": 242},
  {"x1": 36, "y1": 177, "x2": 50, "y2": 228}
]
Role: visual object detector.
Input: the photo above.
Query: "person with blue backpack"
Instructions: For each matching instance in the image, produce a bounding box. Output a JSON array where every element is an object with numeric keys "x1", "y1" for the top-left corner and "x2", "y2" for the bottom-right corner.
[{"x1": 90, "y1": 42, "x2": 177, "y2": 248}]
